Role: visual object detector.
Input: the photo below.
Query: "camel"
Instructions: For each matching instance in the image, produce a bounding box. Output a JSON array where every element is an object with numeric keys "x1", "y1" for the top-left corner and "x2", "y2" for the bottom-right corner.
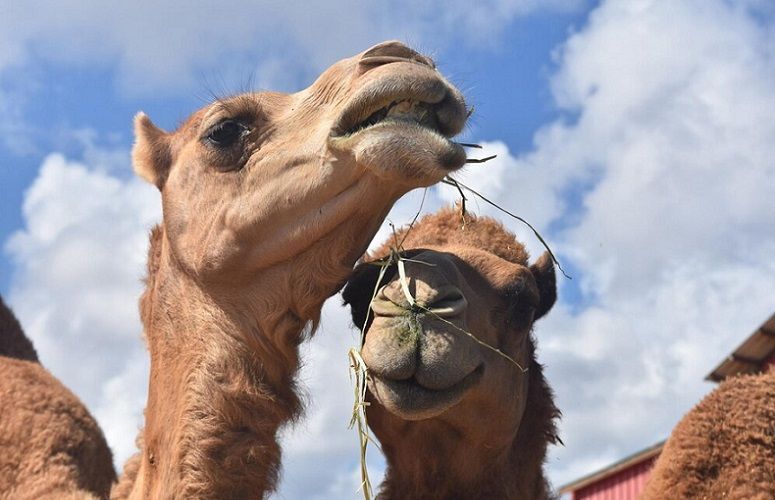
[
  {"x1": 342, "y1": 207, "x2": 561, "y2": 499},
  {"x1": 642, "y1": 371, "x2": 775, "y2": 499},
  {"x1": 0, "y1": 295, "x2": 116, "y2": 499},
  {"x1": 111, "y1": 41, "x2": 470, "y2": 498}
]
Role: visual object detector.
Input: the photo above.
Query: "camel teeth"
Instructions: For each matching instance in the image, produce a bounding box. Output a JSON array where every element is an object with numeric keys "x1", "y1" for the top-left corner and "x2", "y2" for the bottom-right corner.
[{"x1": 387, "y1": 100, "x2": 422, "y2": 118}]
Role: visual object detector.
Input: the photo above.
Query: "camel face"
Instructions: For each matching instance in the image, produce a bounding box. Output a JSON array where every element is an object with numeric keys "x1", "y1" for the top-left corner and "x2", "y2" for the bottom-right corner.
[
  {"x1": 343, "y1": 209, "x2": 560, "y2": 497},
  {"x1": 133, "y1": 41, "x2": 468, "y2": 282},
  {"x1": 346, "y1": 244, "x2": 556, "y2": 427}
]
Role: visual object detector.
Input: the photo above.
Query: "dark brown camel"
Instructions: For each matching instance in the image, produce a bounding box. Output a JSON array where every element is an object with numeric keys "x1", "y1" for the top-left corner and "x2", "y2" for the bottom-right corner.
[{"x1": 343, "y1": 207, "x2": 561, "y2": 499}]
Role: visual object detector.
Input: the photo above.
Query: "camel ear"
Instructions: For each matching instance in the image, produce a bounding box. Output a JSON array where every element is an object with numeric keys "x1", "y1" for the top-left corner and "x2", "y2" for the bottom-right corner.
[
  {"x1": 530, "y1": 252, "x2": 556, "y2": 320},
  {"x1": 132, "y1": 112, "x2": 172, "y2": 190}
]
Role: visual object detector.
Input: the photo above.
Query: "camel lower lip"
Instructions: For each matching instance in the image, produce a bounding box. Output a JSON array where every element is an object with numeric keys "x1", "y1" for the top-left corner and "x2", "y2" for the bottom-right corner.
[
  {"x1": 328, "y1": 122, "x2": 467, "y2": 174},
  {"x1": 368, "y1": 364, "x2": 484, "y2": 420}
]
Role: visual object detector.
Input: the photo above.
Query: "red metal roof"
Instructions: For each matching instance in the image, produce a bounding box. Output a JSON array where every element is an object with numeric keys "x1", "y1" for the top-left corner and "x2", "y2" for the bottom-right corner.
[{"x1": 558, "y1": 441, "x2": 664, "y2": 499}]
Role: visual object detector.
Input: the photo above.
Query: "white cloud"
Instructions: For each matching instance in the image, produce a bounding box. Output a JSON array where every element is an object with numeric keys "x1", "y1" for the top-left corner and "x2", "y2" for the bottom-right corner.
[
  {"x1": 448, "y1": 0, "x2": 775, "y2": 487},
  {"x1": 0, "y1": 0, "x2": 583, "y2": 95},
  {"x1": 4, "y1": 149, "x2": 160, "y2": 469}
]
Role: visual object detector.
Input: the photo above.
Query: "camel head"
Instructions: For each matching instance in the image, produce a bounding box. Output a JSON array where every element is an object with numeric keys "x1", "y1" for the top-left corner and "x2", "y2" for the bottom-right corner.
[
  {"x1": 133, "y1": 41, "x2": 468, "y2": 298},
  {"x1": 343, "y1": 208, "x2": 556, "y2": 446}
]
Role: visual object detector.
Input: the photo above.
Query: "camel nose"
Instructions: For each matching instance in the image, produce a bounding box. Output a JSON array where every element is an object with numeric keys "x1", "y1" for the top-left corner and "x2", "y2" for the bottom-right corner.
[
  {"x1": 359, "y1": 40, "x2": 436, "y2": 71},
  {"x1": 371, "y1": 280, "x2": 468, "y2": 319}
]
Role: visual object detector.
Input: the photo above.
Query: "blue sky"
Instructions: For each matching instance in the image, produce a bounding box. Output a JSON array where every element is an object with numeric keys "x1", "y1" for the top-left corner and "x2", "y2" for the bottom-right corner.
[{"x1": 2, "y1": 1, "x2": 774, "y2": 497}]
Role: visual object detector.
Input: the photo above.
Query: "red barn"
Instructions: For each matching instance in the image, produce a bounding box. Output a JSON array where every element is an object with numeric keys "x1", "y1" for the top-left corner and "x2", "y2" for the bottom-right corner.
[
  {"x1": 558, "y1": 312, "x2": 775, "y2": 500},
  {"x1": 558, "y1": 442, "x2": 663, "y2": 500}
]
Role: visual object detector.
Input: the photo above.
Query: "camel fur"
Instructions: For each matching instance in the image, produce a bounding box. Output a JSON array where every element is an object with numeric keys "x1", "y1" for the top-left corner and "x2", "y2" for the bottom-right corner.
[
  {"x1": 0, "y1": 295, "x2": 116, "y2": 499},
  {"x1": 642, "y1": 371, "x2": 775, "y2": 499}
]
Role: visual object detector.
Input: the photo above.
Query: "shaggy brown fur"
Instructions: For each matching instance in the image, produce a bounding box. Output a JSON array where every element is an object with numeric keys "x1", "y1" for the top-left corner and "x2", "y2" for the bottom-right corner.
[
  {"x1": 344, "y1": 207, "x2": 561, "y2": 499},
  {"x1": 0, "y1": 297, "x2": 116, "y2": 499},
  {"x1": 0, "y1": 296, "x2": 37, "y2": 362},
  {"x1": 113, "y1": 41, "x2": 469, "y2": 498},
  {"x1": 369, "y1": 206, "x2": 530, "y2": 265},
  {"x1": 642, "y1": 371, "x2": 775, "y2": 499}
]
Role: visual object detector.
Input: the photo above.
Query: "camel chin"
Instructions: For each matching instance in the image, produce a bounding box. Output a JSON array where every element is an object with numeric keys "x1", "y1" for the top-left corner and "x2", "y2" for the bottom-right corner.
[{"x1": 368, "y1": 363, "x2": 484, "y2": 421}]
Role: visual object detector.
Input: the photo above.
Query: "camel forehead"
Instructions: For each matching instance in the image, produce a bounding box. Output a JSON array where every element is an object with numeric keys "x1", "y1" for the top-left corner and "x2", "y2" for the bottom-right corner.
[
  {"x1": 173, "y1": 92, "x2": 293, "y2": 136},
  {"x1": 170, "y1": 51, "x2": 363, "y2": 139},
  {"x1": 372, "y1": 208, "x2": 530, "y2": 266},
  {"x1": 404, "y1": 245, "x2": 528, "y2": 289}
]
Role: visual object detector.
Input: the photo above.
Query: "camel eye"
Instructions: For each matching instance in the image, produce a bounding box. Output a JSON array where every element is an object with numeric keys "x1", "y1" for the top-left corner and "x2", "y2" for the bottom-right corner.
[{"x1": 205, "y1": 119, "x2": 247, "y2": 148}]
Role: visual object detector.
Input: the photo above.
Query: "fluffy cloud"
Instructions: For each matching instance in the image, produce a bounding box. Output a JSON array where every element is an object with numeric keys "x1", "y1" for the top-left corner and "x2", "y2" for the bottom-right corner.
[
  {"x1": 0, "y1": 0, "x2": 582, "y2": 95},
  {"x1": 446, "y1": 0, "x2": 775, "y2": 486},
  {"x1": 5, "y1": 150, "x2": 159, "y2": 466}
]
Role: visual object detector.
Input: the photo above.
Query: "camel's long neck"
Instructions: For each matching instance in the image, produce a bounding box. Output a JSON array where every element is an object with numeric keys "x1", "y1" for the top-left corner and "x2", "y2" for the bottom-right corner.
[
  {"x1": 378, "y1": 362, "x2": 558, "y2": 500},
  {"x1": 130, "y1": 253, "x2": 308, "y2": 499},
  {"x1": 378, "y1": 432, "x2": 545, "y2": 499}
]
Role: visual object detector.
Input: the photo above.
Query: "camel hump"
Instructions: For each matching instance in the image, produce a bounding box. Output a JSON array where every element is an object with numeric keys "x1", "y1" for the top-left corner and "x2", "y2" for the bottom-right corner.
[{"x1": 0, "y1": 295, "x2": 39, "y2": 363}]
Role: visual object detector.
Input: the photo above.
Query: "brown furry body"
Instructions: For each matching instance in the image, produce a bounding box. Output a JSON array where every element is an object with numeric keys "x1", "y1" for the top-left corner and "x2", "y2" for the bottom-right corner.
[
  {"x1": 643, "y1": 371, "x2": 775, "y2": 499},
  {"x1": 0, "y1": 296, "x2": 116, "y2": 499},
  {"x1": 344, "y1": 208, "x2": 561, "y2": 499}
]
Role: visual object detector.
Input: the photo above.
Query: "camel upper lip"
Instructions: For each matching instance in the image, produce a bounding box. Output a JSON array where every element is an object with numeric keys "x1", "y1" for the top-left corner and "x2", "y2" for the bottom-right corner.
[{"x1": 330, "y1": 70, "x2": 466, "y2": 139}]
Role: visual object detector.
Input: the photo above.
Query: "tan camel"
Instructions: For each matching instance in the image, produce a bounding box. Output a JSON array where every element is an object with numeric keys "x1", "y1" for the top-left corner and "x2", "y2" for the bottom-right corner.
[
  {"x1": 342, "y1": 207, "x2": 561, "y2": 499},
  {"x1": 642, "y1": 371, "x2": 775, "y2": 499},
  {"x1": 113, "y1": 41, "x2": 469, "y2": 498},
  {"x1": 0, "y1": 295, "x2": 116, "y2": 499}
]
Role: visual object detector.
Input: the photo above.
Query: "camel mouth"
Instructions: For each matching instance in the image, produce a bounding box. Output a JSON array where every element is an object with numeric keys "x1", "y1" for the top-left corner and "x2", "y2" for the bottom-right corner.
[
  {"x1": 335, "y1": 99, "x2": 443, "y2": 137},
  {"x1": 330, "y1": 69, "x2": 467, "y2": 141},
  {"x1": 368, "y1": 363, "x2": 484, "y2": 421},
  {"x1": 328, "y1": 68, "x2": 468, "y2": 178}
]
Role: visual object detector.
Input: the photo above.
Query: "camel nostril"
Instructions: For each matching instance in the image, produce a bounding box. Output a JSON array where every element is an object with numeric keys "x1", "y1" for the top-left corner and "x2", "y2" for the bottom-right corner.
[
  {"x1": 370, "y1": 285, "x2": 411, "y2": 317},
  {"x1": 371, "y1": 283, "x2": 467, "y2": 318},
  {"x1": 359, "y1": 40, "x2": 436, "y2": 70},
  {"x1": 423, "y1": 286, "x2": 467, "y2": 318}
]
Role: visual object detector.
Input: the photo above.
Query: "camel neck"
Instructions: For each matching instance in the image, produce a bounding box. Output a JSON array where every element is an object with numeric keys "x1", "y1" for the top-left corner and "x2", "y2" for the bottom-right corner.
[
  {"x1": 378, "y1": 429, "x2": 546, "y2": 499},
  {"x1": 131, "y1": 248, "x2": 306, "y2": 498}
]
